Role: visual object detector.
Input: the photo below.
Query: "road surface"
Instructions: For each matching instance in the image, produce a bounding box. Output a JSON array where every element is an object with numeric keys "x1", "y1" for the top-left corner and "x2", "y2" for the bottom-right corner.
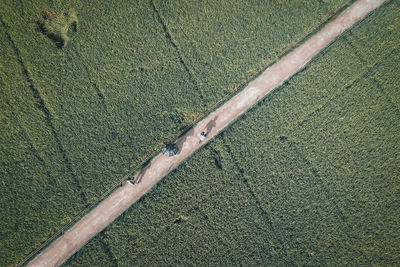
[{"x1": 27, "y1": 0, "x2": 387, "y2": 266}]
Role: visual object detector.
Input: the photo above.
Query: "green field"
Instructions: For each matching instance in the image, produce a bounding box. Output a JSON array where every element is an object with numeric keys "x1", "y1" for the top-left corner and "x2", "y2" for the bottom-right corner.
[
  {"x1": 0, "y1": 0, "x2": 354, "y2": 265},
  {"x1": 65, "y1": 1, "x2": 400, "y2": 265}
]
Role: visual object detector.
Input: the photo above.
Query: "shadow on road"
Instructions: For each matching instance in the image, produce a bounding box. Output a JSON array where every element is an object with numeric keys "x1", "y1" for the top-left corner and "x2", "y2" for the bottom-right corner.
[
  {"x1": 133, "y1": 161, "x2": 152, "y2": 184},
  {"x1": 205, "y1": 115, "x2": 218, "y2": 135}
]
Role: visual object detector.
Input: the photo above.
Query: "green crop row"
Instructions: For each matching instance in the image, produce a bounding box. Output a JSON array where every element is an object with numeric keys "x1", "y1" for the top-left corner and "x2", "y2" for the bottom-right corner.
[
  {"x1": 65, "y1": 2, "x2": 400, "y2": 266},
  {"x1": 0, "y1": 0, "x2": 351, "y2": 265}
]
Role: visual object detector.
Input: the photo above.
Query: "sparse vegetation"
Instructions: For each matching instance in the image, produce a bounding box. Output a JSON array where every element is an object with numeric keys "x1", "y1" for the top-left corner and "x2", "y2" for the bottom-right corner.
[{"x1": 37, "y1": 9, "x2": 78, "y2": 48}]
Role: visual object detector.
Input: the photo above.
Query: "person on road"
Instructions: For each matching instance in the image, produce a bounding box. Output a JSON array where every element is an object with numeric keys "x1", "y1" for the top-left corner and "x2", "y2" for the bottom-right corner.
[{"x1": 198, "y1": 131, "x2": 207, "y2": 142}]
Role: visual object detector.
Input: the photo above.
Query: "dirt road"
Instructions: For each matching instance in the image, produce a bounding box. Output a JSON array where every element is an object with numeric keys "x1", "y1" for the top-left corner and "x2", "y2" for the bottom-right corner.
[{"x1": 27, "y1": 0, "x2": 387, "y2": 266}]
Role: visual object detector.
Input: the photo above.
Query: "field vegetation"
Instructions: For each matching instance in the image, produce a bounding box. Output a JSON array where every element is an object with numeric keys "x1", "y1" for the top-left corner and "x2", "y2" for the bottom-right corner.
[
  {"x1": 0, "y1": 0, "x2": 352, "y2": 265},
  {"x1": 65, "y1": 1, "x2": 400, "y2": 265}
]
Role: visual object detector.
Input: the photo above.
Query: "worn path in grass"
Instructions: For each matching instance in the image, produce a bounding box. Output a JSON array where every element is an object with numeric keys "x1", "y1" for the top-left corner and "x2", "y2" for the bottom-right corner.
[{"x1": 27, "y1": 0, "x2": 387, "y2": 266}]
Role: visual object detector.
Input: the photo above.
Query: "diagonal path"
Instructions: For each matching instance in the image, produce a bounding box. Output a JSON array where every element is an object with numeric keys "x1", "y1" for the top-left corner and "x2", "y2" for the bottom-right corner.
[{"x1": 27, "y1": 0, "x2": 387, "y2": 266}]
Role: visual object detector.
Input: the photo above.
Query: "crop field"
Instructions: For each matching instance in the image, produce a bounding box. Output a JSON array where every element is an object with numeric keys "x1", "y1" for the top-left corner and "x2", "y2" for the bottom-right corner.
[
  {"x1": 0, "y1": 0, "x2": 353, "y2": 265},
  {"x1": 65, "y1": 1, "x2": 399, "y2": 266}
]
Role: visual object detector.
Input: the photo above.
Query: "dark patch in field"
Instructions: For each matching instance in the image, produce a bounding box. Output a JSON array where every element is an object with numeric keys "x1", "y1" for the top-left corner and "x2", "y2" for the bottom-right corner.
[
  {"x1": 280, "y1": 135, "x2": 288, "y2": 141},
  {"x1": 173, "y1": 215, "x2": 188, "y2": 225},
  {"x1": 210, "y1": 147, "x2": 223, "y2": 170}
]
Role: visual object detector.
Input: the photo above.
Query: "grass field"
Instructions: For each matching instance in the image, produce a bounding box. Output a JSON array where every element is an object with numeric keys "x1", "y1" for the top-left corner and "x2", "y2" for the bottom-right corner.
[
  {"x1": 0, "y1": 0, "x2": 352, "y2": 265},
  {"x1": 65, "y1": 1, "x2": 400, "y2": 265}
]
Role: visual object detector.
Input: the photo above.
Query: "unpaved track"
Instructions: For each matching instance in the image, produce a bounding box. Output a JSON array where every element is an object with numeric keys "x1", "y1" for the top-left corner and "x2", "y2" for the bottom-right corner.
[{"x1": 27, "y1": 1, "x2": 387, "y2": 266}]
